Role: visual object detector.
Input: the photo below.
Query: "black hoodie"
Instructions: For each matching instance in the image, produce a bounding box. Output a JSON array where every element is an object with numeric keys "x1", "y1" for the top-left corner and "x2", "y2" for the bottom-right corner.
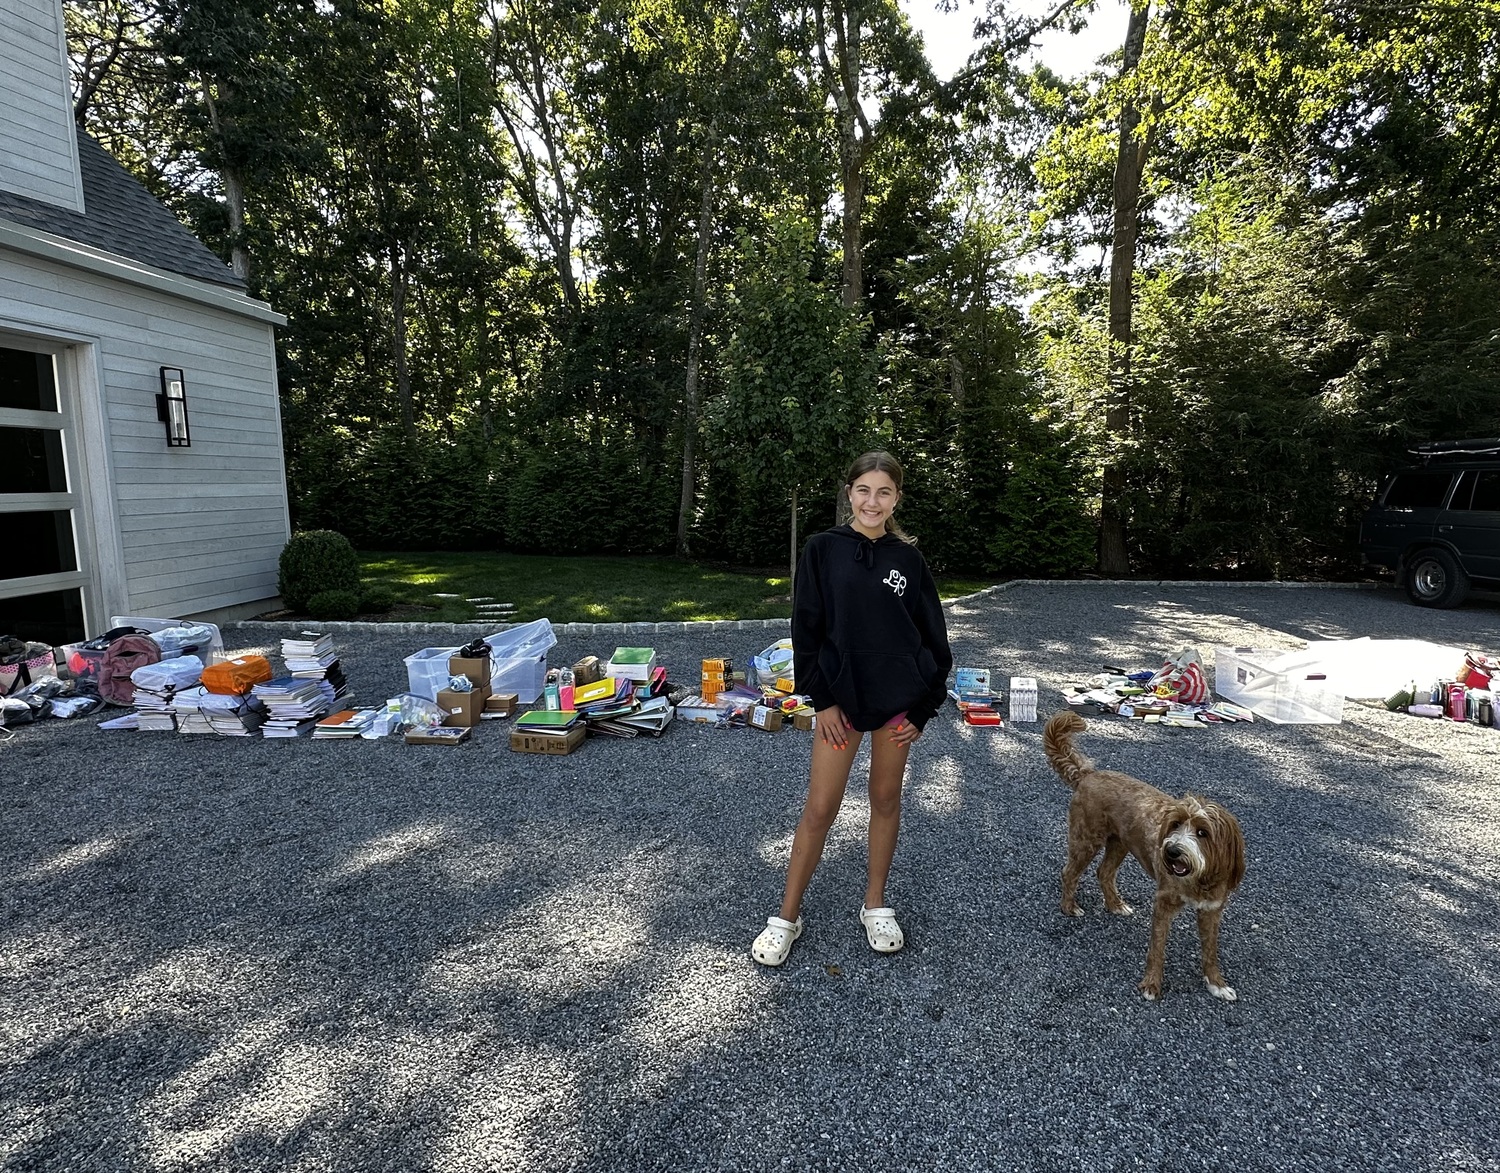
[{"x1": 792, "y1": 525, "x2": 952, "y2": 732}]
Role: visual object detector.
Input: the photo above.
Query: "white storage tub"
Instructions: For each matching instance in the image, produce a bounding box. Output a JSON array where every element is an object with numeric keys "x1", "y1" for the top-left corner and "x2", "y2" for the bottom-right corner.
[{"x1": 1214, "y1": 647, "x2": 1344, "y2": 725}]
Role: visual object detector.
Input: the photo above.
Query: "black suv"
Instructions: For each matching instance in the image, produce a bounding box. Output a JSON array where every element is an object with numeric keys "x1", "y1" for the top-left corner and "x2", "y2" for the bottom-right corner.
[{"x1": 1360, "y1": 439, "x2": 1500, "y2": 607}]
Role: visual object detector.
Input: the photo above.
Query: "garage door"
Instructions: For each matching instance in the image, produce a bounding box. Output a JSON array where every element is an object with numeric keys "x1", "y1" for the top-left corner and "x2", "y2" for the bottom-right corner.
[{"x1": 0, "y1": 342, "x2": 89, "y2": 645}]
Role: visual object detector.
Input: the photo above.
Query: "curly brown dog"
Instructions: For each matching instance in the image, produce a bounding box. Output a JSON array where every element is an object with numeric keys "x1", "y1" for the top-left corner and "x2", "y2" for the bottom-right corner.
[{"x1": 1042, "y1": 710, "x2": 1246, "y2": 1001}]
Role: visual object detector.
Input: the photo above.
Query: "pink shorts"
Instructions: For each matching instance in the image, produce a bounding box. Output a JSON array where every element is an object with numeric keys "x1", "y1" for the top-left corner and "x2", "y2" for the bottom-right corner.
[{"x1": 885, "y1": 711, "x2": 908, "y2": 728}]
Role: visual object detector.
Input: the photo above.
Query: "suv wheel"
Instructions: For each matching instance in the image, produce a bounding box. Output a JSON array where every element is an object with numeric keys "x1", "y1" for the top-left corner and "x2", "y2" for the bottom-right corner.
[{"x1": 1404, "y1": 548, "x2": 1471, "y2": 609}]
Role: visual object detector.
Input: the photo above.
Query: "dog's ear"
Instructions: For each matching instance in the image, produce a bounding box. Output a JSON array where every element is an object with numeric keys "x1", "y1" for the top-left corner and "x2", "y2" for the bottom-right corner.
[{"x1": 1211, "y1": 804, "x2": 1246, "y2": 892}]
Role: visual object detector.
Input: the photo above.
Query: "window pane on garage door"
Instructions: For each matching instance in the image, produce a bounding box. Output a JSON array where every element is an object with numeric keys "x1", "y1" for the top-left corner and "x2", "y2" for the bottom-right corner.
[
  {"x1": 0, "y1": 588, "x2": 84, "y2": 647},
  {"x1": 0, "y1": 511, "x2": 76, "y2": 580},
  {"x1": 1, "y1": 427, "x2": 68, "y2": 494}
]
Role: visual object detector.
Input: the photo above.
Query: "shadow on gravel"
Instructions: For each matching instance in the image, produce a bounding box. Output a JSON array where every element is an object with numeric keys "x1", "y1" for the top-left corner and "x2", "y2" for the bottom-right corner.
[{"x1": 2, "y1": 584, "x2": 1498, "y2": 1171}]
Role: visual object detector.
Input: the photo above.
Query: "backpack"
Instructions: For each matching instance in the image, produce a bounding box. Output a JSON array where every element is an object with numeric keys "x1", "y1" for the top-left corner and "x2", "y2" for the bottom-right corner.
[{"x1": 99, "y1": 635, "x2": 161, "y2": 706}]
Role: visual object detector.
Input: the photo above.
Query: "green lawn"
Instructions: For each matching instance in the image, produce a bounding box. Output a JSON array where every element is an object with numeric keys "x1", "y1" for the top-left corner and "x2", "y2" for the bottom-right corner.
[{"x1": 358, "y1": 551, "x2": 1000, "y2": 624}]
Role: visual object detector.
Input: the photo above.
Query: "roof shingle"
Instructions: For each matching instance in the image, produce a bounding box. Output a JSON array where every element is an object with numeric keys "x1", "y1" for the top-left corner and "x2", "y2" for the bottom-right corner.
[{"x1": 0, "y1": 127, "x2": 244, "y2": 290}]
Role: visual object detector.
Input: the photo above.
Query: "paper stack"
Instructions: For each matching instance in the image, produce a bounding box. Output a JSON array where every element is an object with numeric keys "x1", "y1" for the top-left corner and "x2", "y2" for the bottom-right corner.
[
  {"x1": 133, "y1": 686, "x2": 179, "y2": 732},
  {"x1": 281, "y1": 631, "x2": 351, "y2": 711},
  {"x1": 253, "y1": 676, "x2": 331, "y2": 737},
  {"x1": 312, "y1": 708, "x2": 379, "y2": 739},
  {"x1": 174, "y1": 686, "x2": 266, "y2": 735}
]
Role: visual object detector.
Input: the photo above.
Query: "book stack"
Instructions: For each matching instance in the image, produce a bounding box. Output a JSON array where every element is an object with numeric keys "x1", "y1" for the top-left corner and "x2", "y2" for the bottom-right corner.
[
  {"x1": 133, "y1": 685, "x2": 179, "y2": 732},
  {"x1": 281, "y1": 631, "x2": 351, "y2": 711},
  {"x1": 574, "y1": 676, "x2": 634, "y2": 719},
  {"x1": 606, "y1": 647, "x2": 657, "y2": 683},
  {"x1": 950, "y1": 667, "x2": 1001, "y2": 726},
  {"x1": 312, "y1": 708, "x2": 378, "y2": 739},
  {"x1": 511, "y1": 707, "x2": 585, "y2": 754},
  {"x1": 252, "y1": 676, "x2": 332, "y2": 737},
  {"x1": 175, "y1": 686, "x2": 266, "y2": 736}
]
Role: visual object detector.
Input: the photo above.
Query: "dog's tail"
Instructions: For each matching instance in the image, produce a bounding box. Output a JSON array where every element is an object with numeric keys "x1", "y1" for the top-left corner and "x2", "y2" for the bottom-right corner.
[{"x1": 1042, "y1": 710, "x2": 1093, "y2": 791}]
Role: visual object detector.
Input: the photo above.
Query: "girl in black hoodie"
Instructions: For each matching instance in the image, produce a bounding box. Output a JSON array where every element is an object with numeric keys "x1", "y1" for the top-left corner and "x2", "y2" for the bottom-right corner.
[{"x1": 751, "y1": 451, "x2": 952, "y2": 966}]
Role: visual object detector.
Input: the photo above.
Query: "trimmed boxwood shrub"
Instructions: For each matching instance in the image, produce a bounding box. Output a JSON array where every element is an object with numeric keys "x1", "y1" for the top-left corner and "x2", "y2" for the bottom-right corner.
[
  {"x1": 307, "y1": 589, "x2": 361, "y2": 621},
  {"x1": 359, "y1": 587, "x2": 398, "y2": 613},
  {"x1": 279, "y1": 530, "x2": 360, "y2": 613}
]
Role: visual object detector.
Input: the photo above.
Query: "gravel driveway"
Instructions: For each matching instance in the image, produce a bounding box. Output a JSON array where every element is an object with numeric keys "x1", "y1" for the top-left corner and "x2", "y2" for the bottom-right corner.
[{"x1": 2, "y1": 582, "x2": 1498, "y2": 1172}]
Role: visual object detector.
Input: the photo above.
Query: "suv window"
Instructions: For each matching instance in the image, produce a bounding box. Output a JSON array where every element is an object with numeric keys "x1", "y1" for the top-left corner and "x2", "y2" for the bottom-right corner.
[
  {"x1": 1383, "y1": 470, "x2": 1454, "y2": 509},
  {"x1": 1456, "y1": 469, "x2": 1500, "y2": 512}
]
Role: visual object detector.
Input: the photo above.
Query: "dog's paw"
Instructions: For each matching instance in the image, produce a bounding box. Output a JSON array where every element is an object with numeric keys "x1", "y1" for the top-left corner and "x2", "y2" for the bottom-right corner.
[
  {"x1": 1063, "y1": 906, "x2": 1084, "y2": 918},
  {"x1": 1107, "y1": 901, "x2": 1135, "y2": 917},
  {"x1": 1205, "y1": 978, "x2": 1238, "y2": 1002},
  {"x1": 1139, "y1": 981, "x2": 1161, "y2": 1001}
]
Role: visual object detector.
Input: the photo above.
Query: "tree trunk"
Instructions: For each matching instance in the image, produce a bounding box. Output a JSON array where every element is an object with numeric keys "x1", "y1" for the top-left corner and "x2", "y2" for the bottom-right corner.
[
  {"x1": 839, "y1": 127, "x2": 865, "y2": 309},
  {"x1": 815, "y1": 0, "x2": 872, "y2": 309},
  {"x1": 789, "y1": 485, "x2": 799, "y2": 593},
  {"x1": 391, "y1": 244, "x2": 416, "y2": 442},
  {"x1": 678, "y1": 121, "x2": 717, "y2": 557},
  {"x1": 1099, "y1": 1, "x2": 1151, "y2": 576},
  {"x1": 200, "y1": 75, "x2": 251, "y2": 283}
]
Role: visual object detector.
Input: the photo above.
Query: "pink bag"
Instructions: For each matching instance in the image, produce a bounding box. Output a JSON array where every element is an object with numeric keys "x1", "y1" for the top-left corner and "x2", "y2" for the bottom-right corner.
[{"x1": 1149, "y1": 648, "x2": 1210, "y2": 705}]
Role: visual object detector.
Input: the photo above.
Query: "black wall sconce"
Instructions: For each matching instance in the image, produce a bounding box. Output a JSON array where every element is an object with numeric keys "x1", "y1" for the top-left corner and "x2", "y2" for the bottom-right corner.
[{"x1": 156, "y1": 366, "x2": 190, "y2": 447}]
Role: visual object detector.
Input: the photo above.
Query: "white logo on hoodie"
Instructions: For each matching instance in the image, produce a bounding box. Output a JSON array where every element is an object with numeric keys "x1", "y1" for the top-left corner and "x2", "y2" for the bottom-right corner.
[{"x1": 882, "y1": 569, "x2": 907, "y2": 596}]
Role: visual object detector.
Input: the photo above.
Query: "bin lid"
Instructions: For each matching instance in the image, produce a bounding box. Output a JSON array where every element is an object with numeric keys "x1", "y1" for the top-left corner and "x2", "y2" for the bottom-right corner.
[{"x1": 484, "y1": 618, "x2": 556, "y2": 660}]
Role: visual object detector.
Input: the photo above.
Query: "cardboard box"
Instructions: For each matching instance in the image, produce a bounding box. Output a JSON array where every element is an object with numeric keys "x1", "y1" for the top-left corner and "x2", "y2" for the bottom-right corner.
[
  {"x1": 792, "y1": 709, "x2": 815, "y2": 731},
  {"x1": 749, "y1": 704, "x2": 784, "y2": 732},
  {"x1": 437, "y1": 688, "x2": 485, "y2": 728},
  {"x1": 510, "y1": 725, "x2": 587, "y2": 755},
  {"x1": 449, "y1": 655, "x2": 492, "y2": 689},
  {"x1": 572, "y1": 655, "x2": 603, "y2": 686},
  {"x1": 405, "y1": 726, "x2": 471, "y2": 746},
  {"x1": 484, "y1": 692, "x2": 518, "y2": 717}
]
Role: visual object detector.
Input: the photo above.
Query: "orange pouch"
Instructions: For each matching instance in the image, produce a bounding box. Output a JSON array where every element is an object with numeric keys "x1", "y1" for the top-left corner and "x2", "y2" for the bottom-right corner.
[{"x1": 201, "y1": 654, "x2": 273, "y2": 695}]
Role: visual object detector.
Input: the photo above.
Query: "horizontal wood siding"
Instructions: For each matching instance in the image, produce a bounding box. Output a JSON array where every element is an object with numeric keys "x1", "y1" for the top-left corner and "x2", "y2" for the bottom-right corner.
[
  {"x1": 0, "y1": 0, "x2": 84, "y2": 211},
  {"x1": 0, "y1": 246, "x2": 290, "y2": 618}
]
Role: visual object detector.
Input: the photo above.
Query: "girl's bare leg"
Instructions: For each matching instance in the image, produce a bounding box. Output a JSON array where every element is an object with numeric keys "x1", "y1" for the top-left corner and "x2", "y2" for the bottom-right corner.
[
  {"x1": 778, "y1": 732, "x2": 862, "y2": 922},
  {"x1": 863, "y1": 728, "x2": 912, "y2": 910}
]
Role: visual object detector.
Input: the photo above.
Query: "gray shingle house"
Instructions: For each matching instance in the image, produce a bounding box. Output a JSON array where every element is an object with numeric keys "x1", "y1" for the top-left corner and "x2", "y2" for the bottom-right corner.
[{"x1": 1, "y1": 0, "x2": 290, "y2": 644}]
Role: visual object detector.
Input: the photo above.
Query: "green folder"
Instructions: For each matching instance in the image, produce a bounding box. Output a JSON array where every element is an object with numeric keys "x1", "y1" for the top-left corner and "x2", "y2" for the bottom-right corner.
[{"x1": 516, "y1": 709, "x2": 579, "y2": 729}]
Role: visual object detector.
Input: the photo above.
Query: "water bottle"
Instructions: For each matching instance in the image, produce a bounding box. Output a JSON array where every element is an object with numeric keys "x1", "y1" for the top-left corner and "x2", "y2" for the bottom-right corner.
[
  {"x1": 558, "y1": 666, "x2": 575, "y2": 711},
  {"x1": 543, "y1": 668, "x2": 561, "y2": 710}
]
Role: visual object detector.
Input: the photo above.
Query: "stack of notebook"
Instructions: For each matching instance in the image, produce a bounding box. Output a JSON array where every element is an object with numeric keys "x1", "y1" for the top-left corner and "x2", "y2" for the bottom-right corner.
[
  {"x1": 514, "y1": 709, "x2": 582, "y2": 741},
  {"x1": 252, "y1": 676, "x2": 332, "y2": 737},
  {"x1": 174, "y1": 687, "x2": 266, "y2": 735},
  {"x1": 133, "y1": 686, "x2": 179, "y2": 732},
  {"x1": 281, "y1": 631, "x2": 351, "y2": 711},
  {"x1": 312, "y1": 708, "x2": 378, "y2": 739}
]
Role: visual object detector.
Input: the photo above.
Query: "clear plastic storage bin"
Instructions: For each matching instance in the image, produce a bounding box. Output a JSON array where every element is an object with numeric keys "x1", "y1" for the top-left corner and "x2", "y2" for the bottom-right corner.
[
  {"x1": 403, "y1": 619, "x2": 558, "y2": 703},
  {"x1": 1214, "y1": 646, "x2": 1344, "y2": 725},
  {"x1": 404, "y1": 647, "x2": 460, "y2": 701},
  {"x1": 484, "y1": 618, "x2": 556, "y2": 703},
  {"x1": 111, "y1": 615, "x2": 224, "y2": 662}
]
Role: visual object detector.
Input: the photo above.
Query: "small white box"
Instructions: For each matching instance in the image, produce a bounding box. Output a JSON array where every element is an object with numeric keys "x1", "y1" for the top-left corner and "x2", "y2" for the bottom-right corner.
[{"x1": 1008, "y1": 677, "x2": 1038, "y2": 723}]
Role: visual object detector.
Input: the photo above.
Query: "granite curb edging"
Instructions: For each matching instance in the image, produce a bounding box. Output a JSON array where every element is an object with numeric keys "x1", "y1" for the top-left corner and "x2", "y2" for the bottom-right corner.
[{"x1": 230, "y1": 579, "x2": 1382, "y2": 638}]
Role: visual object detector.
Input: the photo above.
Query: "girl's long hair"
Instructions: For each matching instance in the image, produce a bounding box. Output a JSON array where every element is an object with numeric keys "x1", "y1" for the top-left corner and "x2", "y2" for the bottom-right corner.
[{"x1": 834, "y1": 450, "x2": 916, "y2": 543}]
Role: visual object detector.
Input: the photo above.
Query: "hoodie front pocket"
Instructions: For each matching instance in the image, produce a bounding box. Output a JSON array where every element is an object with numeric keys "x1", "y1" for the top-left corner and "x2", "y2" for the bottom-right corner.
[{"x1": 833, "y1": 652, "x2": 928, "y2": 719}]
